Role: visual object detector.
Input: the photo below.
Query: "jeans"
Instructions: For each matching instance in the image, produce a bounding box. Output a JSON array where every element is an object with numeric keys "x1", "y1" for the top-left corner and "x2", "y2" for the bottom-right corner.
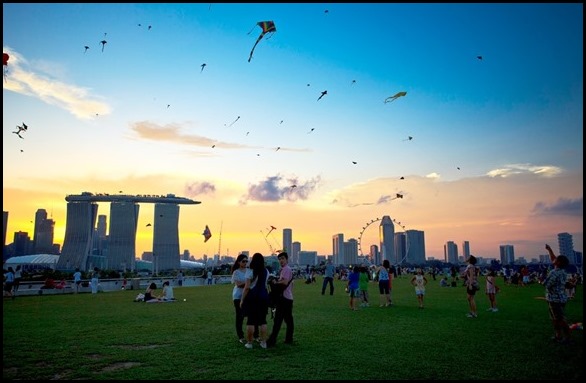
[
  {"x1": 322, "y1": 277, "x2": 334, "y2": 295},
  {"x1": 268, "y1": 297, "x2": 294, "y2": 344}
]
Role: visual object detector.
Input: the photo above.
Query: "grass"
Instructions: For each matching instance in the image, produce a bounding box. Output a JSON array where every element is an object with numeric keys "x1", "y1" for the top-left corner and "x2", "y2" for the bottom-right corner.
[{"x1": 2, "y1": 275, "x2": 583, "y2": 380}]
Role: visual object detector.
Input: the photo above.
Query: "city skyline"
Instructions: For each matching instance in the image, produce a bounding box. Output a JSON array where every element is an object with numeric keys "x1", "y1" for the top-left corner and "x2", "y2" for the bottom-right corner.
[{"x1": 3, "y1": 4, "x2": 583, "y2": 260}]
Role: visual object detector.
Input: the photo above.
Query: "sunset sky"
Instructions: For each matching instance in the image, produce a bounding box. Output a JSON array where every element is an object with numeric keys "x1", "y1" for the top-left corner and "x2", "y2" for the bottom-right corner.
[{"x1": 3, "y1": 3, "x2": 583, "y2": 261}]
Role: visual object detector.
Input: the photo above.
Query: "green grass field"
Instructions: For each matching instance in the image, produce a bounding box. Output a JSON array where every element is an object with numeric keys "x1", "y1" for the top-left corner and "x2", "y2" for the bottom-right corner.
[{"x1": 3, "y1": 275, "x2": 583, "y2": 380}]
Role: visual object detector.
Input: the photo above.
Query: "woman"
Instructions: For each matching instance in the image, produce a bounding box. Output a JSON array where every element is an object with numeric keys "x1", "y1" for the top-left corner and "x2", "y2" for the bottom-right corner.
[
  {"x1": 144, "y1": 282, "x2": 159, "y2": 302},
  {"x1": 240, "y1": 252, "x2": 269, "y2": 349},
  {"x1": 231, "y1": 254, "x2": 249, "y2": 343},
  {"x1": 376, "y1": 260, "x2": 392, "y2": 307},
  {"x1": 463, "y1": 256, "x2": 479, "y2": 318}
]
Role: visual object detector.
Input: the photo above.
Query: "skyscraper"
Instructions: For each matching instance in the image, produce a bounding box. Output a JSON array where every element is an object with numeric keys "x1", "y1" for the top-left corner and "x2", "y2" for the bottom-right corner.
[
  {"x1": 557, "y1": 232, "x2": 575, "y2": 264},
  {"x1": 444, "y1": 241, "x2": 458, "y2": 264},
  {"x1": 499, "y1": 244, "x2": 515, "y2": 265},
  {"x1": 108, "y1": 202, "x2": 139, "y2": 271},
  {"x1": 394, "y1": 232, "x2": 407, "y2": 264},
  {"x1": 406, "y1": 230, "x2": 426, "y2": 264},
  {"x1": 153, "y1": 203, "x2": 181, "y2": 272},
  {"x1": 33, "y1": 208, "x2": 55, "y2": 254},
  {"x1": 283, "y1": 228, "x2": 292, "y2": 257},
  {"x1": 345, "y1": 238, "x2": 359, "y2": 266},
  {"x1": 332, "y1": 233, "x2": 344, "y2": 266},
  {"x1": 57, "y1": 201, "x2": 99, "y2": 271},
  {"x1": 369, "y1": 244, "x2": 380, "y2": 266},
  {"x1": 291, "y1": 241, "x2": 300, "y2": 266},
  {"x1": 379, "y1": 215, "x2": 395, "y2": 264},
  {"x1": 461, "y1": 241, "x2": 470, "y2": 260}
]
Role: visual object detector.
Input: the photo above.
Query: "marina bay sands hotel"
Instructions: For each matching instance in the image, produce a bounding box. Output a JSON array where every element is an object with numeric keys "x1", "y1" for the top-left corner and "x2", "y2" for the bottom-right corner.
[{"x1": 56, "y1": 192, "x2": 200, "y2": 272}]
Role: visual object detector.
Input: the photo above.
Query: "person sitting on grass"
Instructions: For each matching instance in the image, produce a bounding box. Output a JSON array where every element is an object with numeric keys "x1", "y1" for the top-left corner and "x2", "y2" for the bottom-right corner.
[
  {"x1": 144, "y1": 282, "x2": 160, "y2": 302},
  {"x1": 160, "y1": 281, "x2": 176, "y2": 301}
]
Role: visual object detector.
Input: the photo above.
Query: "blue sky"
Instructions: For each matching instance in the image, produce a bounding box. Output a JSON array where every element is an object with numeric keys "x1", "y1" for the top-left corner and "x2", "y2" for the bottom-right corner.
[{"x1": 3, "y1": 3, "x2": 583, "y2": 260}]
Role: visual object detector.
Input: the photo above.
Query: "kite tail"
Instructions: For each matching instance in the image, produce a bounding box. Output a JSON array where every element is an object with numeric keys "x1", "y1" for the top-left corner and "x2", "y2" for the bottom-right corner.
[{"x1": 248, "y1": 33, "x2": 265, "y2": 62}]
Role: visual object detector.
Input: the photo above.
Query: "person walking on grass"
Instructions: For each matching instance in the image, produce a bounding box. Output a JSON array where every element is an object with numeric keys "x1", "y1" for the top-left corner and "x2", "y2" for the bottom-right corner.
[
  {"x1": 544, "y1": 244, "x2": 571, "y2": 344},
  {"x1": 359, "y1": 265, "x2": 370, "y2": 307},
  {"x1": 321, "y1": 259, "x2": 335, "y2": 295},
  {"x1": 410, "y1": 268, "x2": 428, "y2": 309},
  {"x1": 376, "y1": 260, "x2": 392, "y2": 307}
]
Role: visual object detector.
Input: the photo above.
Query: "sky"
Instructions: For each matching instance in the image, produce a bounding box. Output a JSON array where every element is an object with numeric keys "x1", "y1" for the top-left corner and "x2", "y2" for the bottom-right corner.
[{"x1": 3, "y1": 3, "x2": 583, "y2": 262}]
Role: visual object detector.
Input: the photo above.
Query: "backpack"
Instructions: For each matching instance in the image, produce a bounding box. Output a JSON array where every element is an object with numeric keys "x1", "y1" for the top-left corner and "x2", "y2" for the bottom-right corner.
[{"x1": 268, "y1": 275, "x2": 292, "y2": 313}]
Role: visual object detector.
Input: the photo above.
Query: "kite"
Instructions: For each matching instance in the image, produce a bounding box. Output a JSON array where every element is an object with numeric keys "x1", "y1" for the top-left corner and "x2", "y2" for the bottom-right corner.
[
  {"x1": 477, "y1": 55, "x2": 483, "y2": 60},
  {"x1": 266, "y1": 225, "x2": 277, "y2": 237},
  {"x1": 351, "y1": 80, "x2": 356, "y2": 85},
  {"x1": 317, "y1": 90, "x2": 328, "y2": 101},
  {"x1": 3, "y1": 52, "x2": 9, "y2": 81},
  {"x1": 384, "y1": 92, "x2": 407, "y2": 103},
  {"x1": 200, "y1": 63, "x2": 207, "y2": 72},
  {"x1": 352, "y1": 161, "x2": 357, "y2": 164},
  {"x1": 84, "y1": 46, "x2": 90, "y2": 54},
  {"x1": 13, "y1": 123, "x2": 28, "y2": 139},
  {"x1": 100, "y1": 40, "x2": 107, "y2": 52},
  {"x1": 203, "y1": 225, "x2": 212, "y2": 242},
  {"x1": 146, "y1": 223, "x2": 152, "y2": 227},
  {"x1": 275, "y1": 146, "x2": 281, "y2": 151},
  {"x1": 247, "y1": 21, "x2": 276, "y2": 62},
  {"x1": 225, "y1": 116, "x2": 240, "y2": 127},
  {"x1": 403, "y1": 136, "x2": 413, "y2": 141},
  {"x1": 307, "y1": 127, "x2": 315, "y2": 134}
]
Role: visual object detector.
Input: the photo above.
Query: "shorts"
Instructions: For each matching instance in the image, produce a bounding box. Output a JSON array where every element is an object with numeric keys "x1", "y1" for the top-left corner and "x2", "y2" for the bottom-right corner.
[{"x1": 378, "y1": 280, "x2": 390, "y2": 295}]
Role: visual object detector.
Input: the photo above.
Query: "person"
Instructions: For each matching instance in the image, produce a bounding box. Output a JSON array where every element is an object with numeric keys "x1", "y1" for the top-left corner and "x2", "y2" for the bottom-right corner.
[
  {"x1": 410, "y1": 268, "x2": 428, "y2": 309},
  {"x1": 231, "y1": 254, "x2": 249, "y2": 344},
  {"x1": 485, "y1": 269, "x2": 499, "y2": 312},
  {"x1": 90, "y1": 267, "x2": 99, "y2": 294},
  {"x1": 463, "y1": 256, "x2": 479, "y2": 318},
  {"x1": 321, "y1": 259, "x2": 335, "y2": 295},
  {"x1": 177, "y1": 269, "x2": 184, "y2": 287},
  {"x1": 358, "y1": 265, "x2": 370, "y2": 307},
  {"x1": 376, "y1": 260, "x2": 391, "y2": 307},
  {"x1": 240, "y1": 252, "x2": 270, "y2": 349},
  {"x1": 13, "y1": 265, "x2": 22, "y2": 296},
  {"x1": 347, "y1": 266, "x2": 360, "y2": 310},
  {"x1": 440, "y1": 276, "x2": 449, "y2": 287},
  {"x1": 207, "y1": 270, "x2": 213, "y2": 285},
  {"x1": 144, "y1": 282, "x2": 159, "y2": 302},
  {"x1": 4, "y1": 266, "x2": 15, "y2": 298},
  {"x1": 121, "y1": 276, "x2": 128, "y2": 290},
  {"x1": 73, "y1": 268, "x2": 82, "y2": 293},
  {"x1": 159, "y1": 280, "x2": 175, "y2": 301},
  {"x1": 55, "y1": 279, "x2": 67, "y2": 290},
  {"x1": 267, "y1": 252, "x2": 294, "y2": 348},
  {"x1": 544, "y1": 244, "x2": 571, "y2": 344}
]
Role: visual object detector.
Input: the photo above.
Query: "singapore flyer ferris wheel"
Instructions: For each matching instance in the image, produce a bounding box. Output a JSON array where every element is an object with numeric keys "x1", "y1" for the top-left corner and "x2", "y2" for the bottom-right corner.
[{"x1": 358, "y1": 216, "x2": 409, "y2": 263}]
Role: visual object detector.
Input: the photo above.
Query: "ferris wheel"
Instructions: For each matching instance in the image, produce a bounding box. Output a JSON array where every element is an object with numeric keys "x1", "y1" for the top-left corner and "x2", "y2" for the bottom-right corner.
[{"x1": 358, "y1": 216, "x2": 409, "y2": 263}]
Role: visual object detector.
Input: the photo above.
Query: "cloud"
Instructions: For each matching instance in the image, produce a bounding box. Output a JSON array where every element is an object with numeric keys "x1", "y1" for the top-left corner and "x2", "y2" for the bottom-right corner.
[
  {"x1": 2, "y1": 47, "x2": 111, "y2": 120},
  {"x1": 239, "y1": 174, "x2": 322, "y2": 204},
  {"x1": 129, "y1": 121, "x2": 260, "y2": 149},
  {"x1": 184, "y1": 181, "x2": 216, "y2": 197},
  {"x1": 487, "y1": 163, "x2": 562, "y2": 178},
  {"x1": 532, "y1": 197, "x2": 583, "y2": 217}
]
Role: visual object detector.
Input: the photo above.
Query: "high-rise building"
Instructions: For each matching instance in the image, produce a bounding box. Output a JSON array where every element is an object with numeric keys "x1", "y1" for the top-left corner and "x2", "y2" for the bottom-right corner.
[
  {"x1": 291, "y1": 241, "x2": 300, "y2": 266},
  {"x1": 283, "y1": 228, "x2": 292, "y2": 257},
  {"x1": 153, "y1": 203, "x2": 180, "y2": 272},
  {"x1": 345, "y1": 238, "x2": 359, "y2": 266},
  {"x1": 499, "y1": 244, "x2": 515, "y2": 265},
  {"x1": 394, "y1": 232, "x2": 407, "y2": 264},
  {"x1": 461, "y1": 241, "x2": 470, "y2": 260},
  {"x1": 57, "y1": 201, "x2": 99, "y2": 271},
  {"x1": 444, "y1": 241, "x2": 458, "y2": 264},
  {"x1": 406, "y1": 230, "x2": 426, "y2": 264},
  {"x1": 379, "y1": 215, "x2": 395, "y2": 264},
  {"x1": 557, "y1": 232, "x2": 575, "y2": 264},
  {"x1": 33, "y1": 209, "x2": 55, "y2": 254},
  {"x1": 108, "y1": 202, "x2": 139, "y2": 271},
  {"x1": 332, "y1": 233, "x2": 344, "y2": 266},
  {"x1": 298, "y1": 250, "x2": 317, "y2": 266},
  {"x1": 369, "y1": 244, "x2": 380, "y2": 266},
  {"x1": 93, "y1": 214, "x2": 108, "y2": 256}
]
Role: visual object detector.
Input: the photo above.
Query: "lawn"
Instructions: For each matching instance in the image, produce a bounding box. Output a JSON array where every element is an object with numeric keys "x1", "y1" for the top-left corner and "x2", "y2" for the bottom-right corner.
[{"x1": 2, "y1": 275, "x2": 583, "y2": 380}]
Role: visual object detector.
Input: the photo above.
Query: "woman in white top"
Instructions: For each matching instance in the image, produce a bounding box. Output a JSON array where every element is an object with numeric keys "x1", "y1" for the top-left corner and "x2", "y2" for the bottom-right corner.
[{"x1": 231, "y1": 254, "x2": 249, "y2": 343}]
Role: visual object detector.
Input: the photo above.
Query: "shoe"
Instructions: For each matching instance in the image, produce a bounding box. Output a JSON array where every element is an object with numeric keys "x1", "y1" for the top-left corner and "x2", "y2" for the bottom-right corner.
[
  {"x1": 492, "y1": 308, "x2": 499, "y2": 312},
  {"x1": 244, "y1": 343, "x2": 253, "y2": 349},
  {"x1": 379, "y1": 304, "x2": 384, "y2": 307},
  {"x1": 260, "y1": 341, "x2": 267, "y2": 349},
  {"x1": 466, "y1": 313, "x2": 477, "y2": 318},
  {"x1": 239, "y1": 338, "x2": 246, "y2": 344},
  {"x1": 486, "y1": 308, "x2": 493, "y2": 312}
]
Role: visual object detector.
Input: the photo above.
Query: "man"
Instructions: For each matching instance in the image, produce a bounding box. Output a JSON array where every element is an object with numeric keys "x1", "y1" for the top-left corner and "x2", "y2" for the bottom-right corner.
[
  {"x1": 321, "y1": 259, "x2": 335, "y2": 295},
  {"x1": 544, "y1": 244, "x2": 571, "y2": 344},
  {"x1": 267, "y1": 252, "x2": 294, "y2": 347}
]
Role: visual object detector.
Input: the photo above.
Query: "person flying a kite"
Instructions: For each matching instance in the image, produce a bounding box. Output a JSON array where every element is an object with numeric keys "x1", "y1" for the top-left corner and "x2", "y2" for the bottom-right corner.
[
  {"x1": 384, "y1": 91, "x2": 407, "y2": 103},
  {"x1": 248, "y1": 21, "x2": 276, "y2": 62}
]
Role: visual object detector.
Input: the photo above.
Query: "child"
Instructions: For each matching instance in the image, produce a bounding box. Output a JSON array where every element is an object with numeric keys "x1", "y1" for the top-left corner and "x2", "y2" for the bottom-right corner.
[
  {"x1": 410, "y1": 268, "x2": 428, "y2": 309},
  {"x1": 347, "y1": 266, "x2": 360, "y2": 311},
  {"x1": 485, "y1": 269, "x2": 499, "y2": 312},
  {"x1": 544, "y1": 244, "x2": 571, "y2": 344},
  {"x1": 358, "y1": 266, "x2": 370, "y2": 307}
]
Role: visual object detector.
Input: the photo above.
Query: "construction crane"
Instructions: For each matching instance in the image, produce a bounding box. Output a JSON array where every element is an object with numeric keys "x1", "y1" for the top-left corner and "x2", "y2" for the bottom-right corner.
[{"x1": 260, "y1": 229, "x2": 277, "y2": 255}]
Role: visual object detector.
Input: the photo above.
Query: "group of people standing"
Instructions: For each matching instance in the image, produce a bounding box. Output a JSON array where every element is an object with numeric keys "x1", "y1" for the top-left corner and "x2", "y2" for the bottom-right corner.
[{"x1": 231, "y1": 251, "x2": 294, "y2": 349}]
